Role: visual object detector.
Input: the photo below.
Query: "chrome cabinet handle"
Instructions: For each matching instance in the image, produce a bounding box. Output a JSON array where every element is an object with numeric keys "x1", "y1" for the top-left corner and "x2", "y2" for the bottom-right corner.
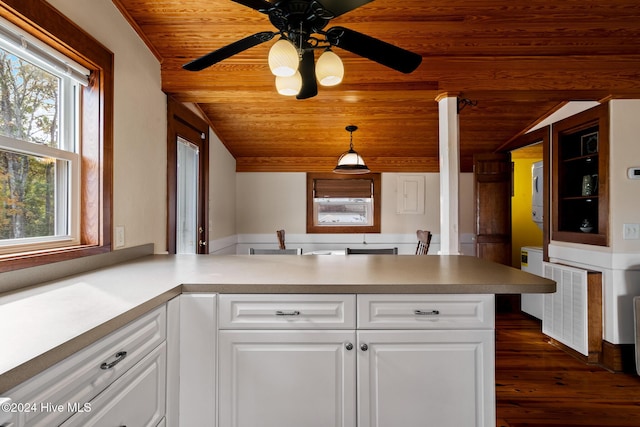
[
  {"x1": 414, "y1": 309, "x2": 440, "y2": 316},
  {"x1": 275, "y1": 310, "x2": 300, "y2": 316},
  {"x1": 100, "y1": 351, "x2": 127, "y2": 370},
  {"x1": 345, "y1": 343, "x2": 353, "y2": 351},
  {"x1": 360, "y1": 343, "x2": 368, "y2": 351}
]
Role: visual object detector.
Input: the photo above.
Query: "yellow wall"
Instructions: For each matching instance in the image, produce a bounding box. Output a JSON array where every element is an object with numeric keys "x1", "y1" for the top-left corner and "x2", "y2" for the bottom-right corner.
[{"x1": 511, "y1": 156, "x2": 543, "y2": 267}]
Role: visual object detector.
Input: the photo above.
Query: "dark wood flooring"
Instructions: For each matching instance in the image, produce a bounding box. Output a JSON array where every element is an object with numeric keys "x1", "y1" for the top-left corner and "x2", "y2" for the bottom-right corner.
[{"x1": 496, "y1": 312, "x2": 640, "y2": 427}]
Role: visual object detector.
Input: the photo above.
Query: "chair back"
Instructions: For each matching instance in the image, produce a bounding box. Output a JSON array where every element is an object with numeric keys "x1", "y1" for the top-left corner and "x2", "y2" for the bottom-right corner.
[
  {"x1": 346, "y1": 247, "x2": 398, "y2": 255},
  {"x1": 249, "y1": 248, "x2": 302, "y2": 255},
  {"x1": 415, "y1": 230, "x2": 432, "y2": 255}
]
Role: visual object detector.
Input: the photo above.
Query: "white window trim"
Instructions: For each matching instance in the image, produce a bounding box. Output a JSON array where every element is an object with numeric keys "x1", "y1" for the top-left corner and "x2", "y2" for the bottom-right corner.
[
  {"x1": 0, "y1": 19, "x2": 83, "y2": 255},
  {"x1": 0, "y1": 135, "x2": 81, "y2": 254}
]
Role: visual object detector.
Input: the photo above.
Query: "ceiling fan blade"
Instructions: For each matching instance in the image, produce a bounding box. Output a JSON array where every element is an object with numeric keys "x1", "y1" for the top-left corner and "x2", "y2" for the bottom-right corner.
[
  {"x1": 296, "y1": 50, "x2": 318, "y2": 100},
  {"x1": 231, "y1": 0, "x2": 275, "y2": 13},
  {"x1": 327, "y1": 26, "x2": 422, "y2": 74},
  {"x1": 318, "y1": 0, "x2": 374, "y2": 17},
  {"x1": 183, "y1": 32, "x2": 276, "y2": 71}
]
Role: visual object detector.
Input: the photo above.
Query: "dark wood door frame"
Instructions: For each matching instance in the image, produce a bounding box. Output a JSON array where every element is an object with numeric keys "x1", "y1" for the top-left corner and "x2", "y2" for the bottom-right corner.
[
  {"x1": 498, "y1": 126, "x2": 551, "y2": 261},
  {"x1": 167, "y1": 97, "x2": 209, "y2": 254}
]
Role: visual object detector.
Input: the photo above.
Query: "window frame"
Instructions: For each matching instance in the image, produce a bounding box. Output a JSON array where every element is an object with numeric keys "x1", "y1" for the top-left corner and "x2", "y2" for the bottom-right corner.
[
  {"x1": 0, "y1": 0, "x2": 113, "y2": 272},
  {"x1": 0, "y1": 36, "x2": 83, "y2": 253},
  {"x1": 306, "y1": 172, "x2": 381, "y2": 234}
]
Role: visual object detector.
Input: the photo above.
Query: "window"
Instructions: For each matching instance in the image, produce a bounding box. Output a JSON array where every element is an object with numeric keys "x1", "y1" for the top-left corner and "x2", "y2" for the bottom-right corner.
[
  {"x1": 0, "y1": 2, "x2": 113, "y2": 272},
  {"x1": 0, "y1": 21, "x2": 85, "y2": 254},
  {"x1": 306, "y1": 173, "x2": 381, "y2": 233}
]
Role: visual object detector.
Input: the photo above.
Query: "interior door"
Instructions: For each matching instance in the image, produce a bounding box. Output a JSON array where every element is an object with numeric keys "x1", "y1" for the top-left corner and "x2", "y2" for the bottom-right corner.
[
  {"x1": 474, "y1": 153, "x2": 514, "y2": 311},
  {"x1": 473, "y1": 153, "x2": 512, "y2": 265},
  {"x1": 167, "y1": 97, "x2": 209, "y2": 254}
]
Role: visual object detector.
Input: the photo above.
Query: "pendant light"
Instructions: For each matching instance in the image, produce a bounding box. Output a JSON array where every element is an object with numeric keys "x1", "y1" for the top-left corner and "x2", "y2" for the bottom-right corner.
[{"x1": 333, "y1": 125, "x2": 370, "y2": 174}]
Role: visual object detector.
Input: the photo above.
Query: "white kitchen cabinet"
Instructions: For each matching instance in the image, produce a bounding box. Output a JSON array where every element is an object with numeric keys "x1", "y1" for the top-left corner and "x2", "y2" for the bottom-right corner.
[
  {"x1": 177, "y1": 293, "x2": 217, "y2": 426},
  {"x1": 6, "y1": 305, "x2": 167, "y2": 427},
  {"x1": 217, "y1": 294, "x2": 495, "y2": 427},
  {"x1": 357, "y1": 330, "x2": 494, "y2": 427},
  {"x1": 357, "y1": 294, "x2": 495, "y2": 427},
  {"x1": 218, "y1": 330, "x2": 356, "y2": 427},
  {"x1": 61, "y1": 342, "x2": 166, "y2": 426}
]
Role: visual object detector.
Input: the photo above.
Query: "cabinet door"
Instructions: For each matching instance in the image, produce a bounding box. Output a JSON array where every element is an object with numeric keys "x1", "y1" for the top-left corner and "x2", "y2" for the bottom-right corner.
[
  {"x1": 62, "y1": 342, "x2": 166, "y2": 427},
  {"x1": 357, "y1": 330, "x2": 495, "y2": 427},
  {"x1": 218, "y1": 330, "x2": 356, "y2": 427}
]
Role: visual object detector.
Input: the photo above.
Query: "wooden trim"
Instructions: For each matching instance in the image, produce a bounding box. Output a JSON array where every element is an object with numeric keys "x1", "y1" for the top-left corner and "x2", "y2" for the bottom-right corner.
[
  {"x1": 306, "y1": 172, "x2": 381, "y2": 234},
  {"x1": 500, "y1": 127, "x2": 551, "y2": 261},
  {"x1": 551, "y1": 103, "x2": 609, "y2": 246},
  {"x1": 601, "y1": 341, "x2": 637, "y2": 373},
  {"x1": 166, "y1": 97, "x2": 210, "y2": 254},
  {"x1": 586, "y1": 270, "x2": 603, "y2": 363},
  {"x1": 0, "y1": 0, "x2": 113, "y2": 273}
]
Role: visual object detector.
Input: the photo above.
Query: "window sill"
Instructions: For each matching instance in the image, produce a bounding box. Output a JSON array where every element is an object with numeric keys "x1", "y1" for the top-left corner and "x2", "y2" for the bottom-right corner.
[{"x1": 0, "y1": 245, "x2": 110, "y2": 273}]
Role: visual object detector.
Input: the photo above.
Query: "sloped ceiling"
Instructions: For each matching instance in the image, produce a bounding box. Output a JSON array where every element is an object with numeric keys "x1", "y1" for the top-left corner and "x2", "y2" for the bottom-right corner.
[{"x1": 113, "y1": 0, "x2": 640, "y2": 172}]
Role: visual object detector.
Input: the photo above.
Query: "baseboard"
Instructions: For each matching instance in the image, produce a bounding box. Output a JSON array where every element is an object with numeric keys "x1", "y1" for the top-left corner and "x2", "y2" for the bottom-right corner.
[
  {"x1": 601, "y1": 340, "x2": 636, "y2": 373},
  {"x1": 547, "y1": 337, "x2": 601, "y2": 365}
]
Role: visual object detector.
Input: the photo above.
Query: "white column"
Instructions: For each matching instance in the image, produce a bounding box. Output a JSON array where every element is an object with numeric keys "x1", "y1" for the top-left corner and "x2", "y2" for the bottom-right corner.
[{"x1": 436, "y1": 94, "x2": 461, "y2": 255}]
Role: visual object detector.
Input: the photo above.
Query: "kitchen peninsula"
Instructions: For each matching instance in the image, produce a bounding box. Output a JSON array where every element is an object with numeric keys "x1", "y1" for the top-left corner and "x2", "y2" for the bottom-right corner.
[{"x1": 0, "y1": 253, "x2": 555, "y2": 426}]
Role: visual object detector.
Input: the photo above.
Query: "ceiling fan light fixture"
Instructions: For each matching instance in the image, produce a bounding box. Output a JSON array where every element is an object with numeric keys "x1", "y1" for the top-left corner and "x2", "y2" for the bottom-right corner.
[
  {"x1": 275, "y1": 71, "x2": 302, "y2": 96},
  {"x1": 333, "y1": 125, "x2": 370, "y2": 174},
  {"x1": 316, "y1": 49, "x2": 343, "y2": 86},
  {"x1": 268, "y1": 38, "x2": 299, "y2": 77}
]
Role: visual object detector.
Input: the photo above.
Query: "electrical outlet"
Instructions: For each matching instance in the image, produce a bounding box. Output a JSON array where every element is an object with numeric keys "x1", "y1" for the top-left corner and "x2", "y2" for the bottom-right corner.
[
  {"x1": 623, "y1": 223, "x2": 640, "y2": 240},
  {"x1": 115, "y1": 226, "x2": 125, "y2": 247}
]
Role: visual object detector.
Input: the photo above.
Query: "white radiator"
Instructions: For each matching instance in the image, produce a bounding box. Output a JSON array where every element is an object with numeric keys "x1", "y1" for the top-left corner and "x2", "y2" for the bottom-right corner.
[{"x1": 542, "y1": 262, "x2": 589, "y2": 356}]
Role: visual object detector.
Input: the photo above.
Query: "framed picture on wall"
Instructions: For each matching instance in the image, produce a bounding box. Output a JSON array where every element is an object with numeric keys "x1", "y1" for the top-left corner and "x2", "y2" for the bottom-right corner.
[{"x1": 581, "y1": 131, "x2": 598, "y2": 155}]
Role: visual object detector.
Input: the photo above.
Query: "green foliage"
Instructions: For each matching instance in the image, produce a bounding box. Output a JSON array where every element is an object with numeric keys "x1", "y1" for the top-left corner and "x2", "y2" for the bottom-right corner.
[{"x1": 0, "y1": 50, "x2": 59, "y2": 240}]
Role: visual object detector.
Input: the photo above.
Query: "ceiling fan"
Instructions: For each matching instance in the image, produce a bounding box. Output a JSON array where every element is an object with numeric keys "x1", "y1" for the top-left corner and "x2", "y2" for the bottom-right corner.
[{"x1": 183, "y1": 0, "x2": 422, "y2": 99}]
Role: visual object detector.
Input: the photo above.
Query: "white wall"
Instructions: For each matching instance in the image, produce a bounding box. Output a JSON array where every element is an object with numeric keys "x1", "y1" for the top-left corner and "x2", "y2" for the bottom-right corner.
[
  {"x1": 50, "y1": 0, "x2": 168, "y2": 253},
  {"x1": 233, "y1": 172, "x2": 476, "y2": 255},
  {"x1": 208, "y1": 129, "x2": 238, "y2": 253}
]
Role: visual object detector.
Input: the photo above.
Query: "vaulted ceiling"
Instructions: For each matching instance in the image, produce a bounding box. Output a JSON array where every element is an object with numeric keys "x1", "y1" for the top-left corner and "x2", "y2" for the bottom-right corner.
[{"x1": 112, "y1": 0, "x2": 640, "y2": 172}]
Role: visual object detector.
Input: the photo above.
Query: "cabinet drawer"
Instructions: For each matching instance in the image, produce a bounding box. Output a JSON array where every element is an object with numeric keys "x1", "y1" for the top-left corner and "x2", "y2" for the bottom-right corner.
[
  {"x1": 61, "y1": 342, "x2": 166, "y2": 427},
  {"x1": 7, "y1": 306, "x2": 166, "y2": 427},
  {"x1": 219, "y1": 294, "x2": 356, "y2": 329},
  {"x1": 357, "y1": 294, "x2": 494, "y2": 329}
]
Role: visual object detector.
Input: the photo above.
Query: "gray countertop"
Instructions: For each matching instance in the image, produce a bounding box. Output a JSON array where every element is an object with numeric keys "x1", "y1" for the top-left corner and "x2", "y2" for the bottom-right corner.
[{"x1": 0, "y1": 254, "x2": 555, "y2": 393}]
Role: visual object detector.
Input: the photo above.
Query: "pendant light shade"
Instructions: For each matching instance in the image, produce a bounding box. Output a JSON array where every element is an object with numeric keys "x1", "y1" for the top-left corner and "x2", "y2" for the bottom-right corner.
[
  {"x1": 315, "y1": 49, "x2": 343, "y2": 86},
  {"x1": 275, "y1": 71, "x2": 302, "y2": 96},
  {"x1": 268, "y1": 38, "x2": 299, "y2": 77},
  {"x1": 333, "y1": 125, "x2": 370, "y2": 174}
]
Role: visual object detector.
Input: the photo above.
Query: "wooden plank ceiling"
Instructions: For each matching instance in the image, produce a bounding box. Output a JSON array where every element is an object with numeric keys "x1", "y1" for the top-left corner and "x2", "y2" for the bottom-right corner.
[{"x1": 112, "y1": 0, "x2": 640, "y2": 172}]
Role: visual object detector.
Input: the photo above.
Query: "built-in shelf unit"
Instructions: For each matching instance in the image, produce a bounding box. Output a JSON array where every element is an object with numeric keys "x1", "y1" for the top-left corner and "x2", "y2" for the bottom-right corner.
[{"x1": 552, "y1": 103, "x2": 609, "y2": 246}]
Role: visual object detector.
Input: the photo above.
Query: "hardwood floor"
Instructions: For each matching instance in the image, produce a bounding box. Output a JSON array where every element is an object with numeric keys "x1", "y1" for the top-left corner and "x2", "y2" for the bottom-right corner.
[{"x1": 496, "y1": 312, "x2": 640, "y2": 427}]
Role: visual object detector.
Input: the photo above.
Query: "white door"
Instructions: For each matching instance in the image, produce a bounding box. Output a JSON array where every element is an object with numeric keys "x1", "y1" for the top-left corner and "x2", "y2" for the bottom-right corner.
[
  {"x1": 218, "y1": 330, "x2": 357, "y2": 427},
  {"x1": 357, "y1": 330, "x2": 495, "y2": 427},
  {"x1": 176, "y1": 137, "x2": 199, "y2": 254}
]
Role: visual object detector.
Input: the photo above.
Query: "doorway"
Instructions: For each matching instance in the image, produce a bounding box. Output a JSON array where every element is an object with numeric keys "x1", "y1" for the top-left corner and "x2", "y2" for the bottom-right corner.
[{"x1": 167, "y1": 97, "x2": 209, "y2": 254}]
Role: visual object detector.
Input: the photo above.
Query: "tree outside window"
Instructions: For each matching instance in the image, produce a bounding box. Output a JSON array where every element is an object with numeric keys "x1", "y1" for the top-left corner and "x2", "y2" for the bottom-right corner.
[{"x1": 0, "y1": 50, "x2": 60, "y2": 241}]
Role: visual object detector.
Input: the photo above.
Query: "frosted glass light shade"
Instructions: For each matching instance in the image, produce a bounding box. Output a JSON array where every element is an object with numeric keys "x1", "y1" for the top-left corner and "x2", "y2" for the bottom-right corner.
[
  {"x1": 275, "y1": 71, "x2": 302, "y2": 96},
  {"x1": 268, "y1": 39, "x2": 299, "y2": 77},
  {"x1": 316, "y1": 50, "x2": 344, "y2": 86},
  {"x1": 333, "y1": 149, "x2": 370, "y2": 174}
]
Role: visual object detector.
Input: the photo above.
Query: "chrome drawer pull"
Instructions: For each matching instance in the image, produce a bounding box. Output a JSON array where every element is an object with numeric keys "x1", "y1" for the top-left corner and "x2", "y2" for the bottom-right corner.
[
  {"x1": 275, "y1": 310, "x2": 300, "y2": 316},
  {"x1": 414, "y1": 309, "x2": 440, "y2": 316},
  {"x1": 100, "y1": 351, "x2": 127, "y2": 370}
]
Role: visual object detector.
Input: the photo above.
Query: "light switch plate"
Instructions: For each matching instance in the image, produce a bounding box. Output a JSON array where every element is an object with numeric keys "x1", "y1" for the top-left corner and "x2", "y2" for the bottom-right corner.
[
  {"x1": 623, "y1": 223, "x2": 640, "y2": 240},
  {"x1": 115, "y1": 226, "x2": 125, "y2": 247}
]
